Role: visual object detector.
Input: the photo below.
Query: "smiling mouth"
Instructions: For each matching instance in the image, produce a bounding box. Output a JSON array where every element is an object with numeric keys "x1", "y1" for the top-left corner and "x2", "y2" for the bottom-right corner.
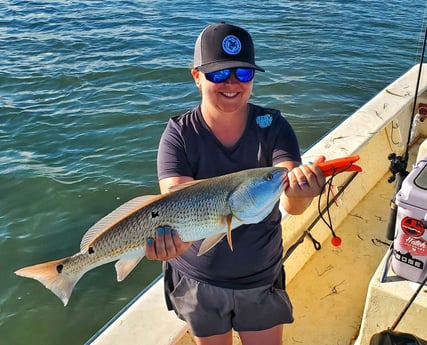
[{"x1": 221, "y1": 92, "x2": 238, "y2": 98}]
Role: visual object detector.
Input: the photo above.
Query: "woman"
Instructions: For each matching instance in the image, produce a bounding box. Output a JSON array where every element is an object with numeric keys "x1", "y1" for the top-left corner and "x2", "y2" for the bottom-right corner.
[{"x1": 146, "y1": 22, "x2": 326, "y2": 345}]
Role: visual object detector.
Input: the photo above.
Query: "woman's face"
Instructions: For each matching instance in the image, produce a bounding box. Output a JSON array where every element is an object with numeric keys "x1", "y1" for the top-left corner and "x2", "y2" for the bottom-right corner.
[{"x1": 191, "y1": 68, "x2": 253, "y2": 115}]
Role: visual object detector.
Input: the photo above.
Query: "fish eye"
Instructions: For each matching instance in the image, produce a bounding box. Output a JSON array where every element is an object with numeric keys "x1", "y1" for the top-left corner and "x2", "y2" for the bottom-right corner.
[{"x1": 265, "y1": 173, "x2": 273, "y2": 181}]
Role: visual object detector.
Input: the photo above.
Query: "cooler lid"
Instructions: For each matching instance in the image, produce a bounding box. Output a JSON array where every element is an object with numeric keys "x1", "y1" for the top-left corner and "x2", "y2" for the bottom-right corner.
[
  {"x1": 414, "y1": 159, "x2": 427, "y2": 190},
  {"x1": 396, "y1": 157, "x2": 427, "y2": 210}
]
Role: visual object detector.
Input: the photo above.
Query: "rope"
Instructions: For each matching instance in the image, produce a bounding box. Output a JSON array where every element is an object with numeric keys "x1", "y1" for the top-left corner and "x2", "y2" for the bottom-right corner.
[{"x1": 283, "y1": 170, "x2": 359, "y2": 262}]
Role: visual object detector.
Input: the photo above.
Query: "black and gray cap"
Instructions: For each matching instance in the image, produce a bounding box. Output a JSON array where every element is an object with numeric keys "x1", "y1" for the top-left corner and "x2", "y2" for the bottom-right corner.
[{"x1": 193, "y1": 22, "x2": 265, "y2": 73}]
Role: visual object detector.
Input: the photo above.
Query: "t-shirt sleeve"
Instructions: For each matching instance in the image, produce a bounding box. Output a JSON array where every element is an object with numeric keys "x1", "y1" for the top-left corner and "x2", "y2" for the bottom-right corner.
[
  {"x1": 271, "y1": 114, "x2": 301, "y2": 165},
  {"x1": 157, "y1": 119, "x2": 193, "y2": 180}
]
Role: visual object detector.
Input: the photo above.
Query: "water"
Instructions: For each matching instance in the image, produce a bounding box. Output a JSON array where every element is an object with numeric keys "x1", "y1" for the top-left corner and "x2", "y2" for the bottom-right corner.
[{"x1": 1, "y1": 0, "x2": 425, "y2": 344}]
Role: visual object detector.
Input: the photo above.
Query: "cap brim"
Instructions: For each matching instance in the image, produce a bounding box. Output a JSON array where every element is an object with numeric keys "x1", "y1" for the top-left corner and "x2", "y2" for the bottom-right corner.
[{"x1": 197, "y1": 60, "x2": 265, "y2": 73}]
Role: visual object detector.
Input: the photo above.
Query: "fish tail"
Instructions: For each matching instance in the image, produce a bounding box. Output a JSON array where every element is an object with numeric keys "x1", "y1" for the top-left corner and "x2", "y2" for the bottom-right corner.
[{"x1": 15, "y1": 257, "x2": 83, "y2": 306}]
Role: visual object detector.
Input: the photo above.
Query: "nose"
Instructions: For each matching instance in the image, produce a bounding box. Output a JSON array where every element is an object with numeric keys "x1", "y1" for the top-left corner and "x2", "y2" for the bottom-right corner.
[{"x1": 225, "y1": 73, "x2": 239, "y2": 84}]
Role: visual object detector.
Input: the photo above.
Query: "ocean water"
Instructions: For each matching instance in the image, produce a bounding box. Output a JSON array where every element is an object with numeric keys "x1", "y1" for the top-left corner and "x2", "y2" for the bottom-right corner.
[{"x1": 1, "y1": 0, "x2": 426, "y2": 344}]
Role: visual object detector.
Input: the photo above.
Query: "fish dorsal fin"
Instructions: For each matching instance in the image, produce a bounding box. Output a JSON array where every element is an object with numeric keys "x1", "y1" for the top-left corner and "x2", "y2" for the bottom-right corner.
[
  {"x1": 80, "y1": 195, "x2": 162, "y2": 252},
  {"x1": 167, "y1": 179, "x2": 205, "y2": 193},
  {"x1": 198, "y1": 233, "x2": 226, "y2": 256}
]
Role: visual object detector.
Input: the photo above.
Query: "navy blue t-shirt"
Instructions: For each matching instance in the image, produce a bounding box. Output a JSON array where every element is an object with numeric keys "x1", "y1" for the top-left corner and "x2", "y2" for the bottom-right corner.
[{"x1": 157, "y1": 103, "x2": 301, "y2": 289}]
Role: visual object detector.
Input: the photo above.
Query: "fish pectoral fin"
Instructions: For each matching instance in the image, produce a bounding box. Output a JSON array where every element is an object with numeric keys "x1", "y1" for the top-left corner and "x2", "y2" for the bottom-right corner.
[
  {"x1": 198, "y1": 234, "x2": 226, "y2": 256},
  {"x1": 226, "y1": 214, "x2": 233, "y2": 251},
  {"x1": 115, "y1": 249, "x2": 145, "y2": 282}
]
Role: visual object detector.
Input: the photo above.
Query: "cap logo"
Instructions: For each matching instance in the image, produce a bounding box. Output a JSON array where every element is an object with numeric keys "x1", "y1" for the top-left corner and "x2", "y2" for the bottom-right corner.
[{"x1": 222, "y1": 35, "x2": 241, "y2": 55}]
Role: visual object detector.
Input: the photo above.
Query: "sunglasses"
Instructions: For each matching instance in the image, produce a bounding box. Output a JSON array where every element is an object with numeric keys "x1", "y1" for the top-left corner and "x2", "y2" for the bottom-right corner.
[{"x1": 204, "y1": 68, "x2": 255, "y2": 83}]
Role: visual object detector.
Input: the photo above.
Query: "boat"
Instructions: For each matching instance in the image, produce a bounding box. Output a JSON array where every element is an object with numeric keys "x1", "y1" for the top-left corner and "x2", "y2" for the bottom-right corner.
[{"x1": 85, "y1": 64, "x2": 427, "y2": 345}]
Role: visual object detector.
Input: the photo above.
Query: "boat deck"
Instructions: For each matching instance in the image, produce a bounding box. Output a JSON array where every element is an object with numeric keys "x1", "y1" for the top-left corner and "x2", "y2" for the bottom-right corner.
[
  {"x1": 283, "y1": 172, "x2": 393, "y2": 345},
  {"x1": 176, "y1": 169, "x2": 394, "y2": 345}
]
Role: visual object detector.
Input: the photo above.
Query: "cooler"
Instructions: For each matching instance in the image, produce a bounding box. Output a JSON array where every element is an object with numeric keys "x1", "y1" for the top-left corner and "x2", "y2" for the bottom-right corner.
[{"x1": 391, "y1": 154, "x2": 427, "y2": 283}]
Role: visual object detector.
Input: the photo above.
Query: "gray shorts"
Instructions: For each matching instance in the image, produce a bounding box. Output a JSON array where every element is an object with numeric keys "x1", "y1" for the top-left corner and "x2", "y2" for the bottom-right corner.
[{"x1": 163, "y1": 262, "x2": 294, "y2": 337}]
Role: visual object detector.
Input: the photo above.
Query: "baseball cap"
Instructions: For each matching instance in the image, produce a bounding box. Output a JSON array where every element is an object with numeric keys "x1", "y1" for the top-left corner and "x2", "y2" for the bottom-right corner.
[{"x1": 193, "y1": 22, "x2": 265, "y2": 73}]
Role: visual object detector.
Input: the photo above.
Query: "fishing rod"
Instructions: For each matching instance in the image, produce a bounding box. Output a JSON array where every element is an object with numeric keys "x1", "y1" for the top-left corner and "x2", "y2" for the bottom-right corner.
[
  {"x1": 385, "y1": 22, "x2": 427, "y2": 240},
  {"x1": 370, "y1": 272, "x2": 427, "y2": 344}
]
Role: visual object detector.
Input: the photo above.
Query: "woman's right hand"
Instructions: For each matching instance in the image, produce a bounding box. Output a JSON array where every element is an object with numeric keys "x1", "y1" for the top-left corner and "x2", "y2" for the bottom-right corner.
[{"x1": 145, "y1": 226, "x2": 193, "y2": 261}]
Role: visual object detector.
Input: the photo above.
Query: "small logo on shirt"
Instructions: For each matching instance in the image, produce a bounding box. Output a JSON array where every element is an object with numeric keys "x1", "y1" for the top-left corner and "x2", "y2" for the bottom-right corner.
[
  {"x1": 256, "y1": 114, "x2": 273, "y2": 128},
  {"x1": 222, "y1": 35, "x2": 241, "y2": 55}
]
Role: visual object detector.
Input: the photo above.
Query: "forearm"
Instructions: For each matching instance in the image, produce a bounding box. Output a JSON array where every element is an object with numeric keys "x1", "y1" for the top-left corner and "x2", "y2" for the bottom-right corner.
[{"x1": 281, "y1": 194, "x2": 313, "y2": 215}]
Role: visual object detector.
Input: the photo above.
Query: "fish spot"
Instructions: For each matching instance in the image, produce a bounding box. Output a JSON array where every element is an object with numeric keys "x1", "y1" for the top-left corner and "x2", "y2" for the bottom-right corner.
[
  {"x1": 88, "y1": 247, "x2": 95, "y2": 254},
  {"x1": 56, "y1": 264, "x2": 63, "y2": 274},
  {"x1": 151, "y1": 211, "x2": 159, "y2": 218}
]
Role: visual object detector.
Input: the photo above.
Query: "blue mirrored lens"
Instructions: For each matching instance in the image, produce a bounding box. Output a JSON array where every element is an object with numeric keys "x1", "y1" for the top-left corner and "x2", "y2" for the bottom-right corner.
[
  {"x1": 235, "y1": 68, "x2": 255, "y2": 82},
  {"x1": 205, "y1": 68, "x2": 255, "y2": 83},
  {"x1": 205, "y1": 69, "x2": 232, "y2": 83}
]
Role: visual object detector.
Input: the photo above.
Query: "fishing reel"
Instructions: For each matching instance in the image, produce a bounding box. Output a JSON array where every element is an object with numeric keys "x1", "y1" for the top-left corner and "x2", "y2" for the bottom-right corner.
[
  {"x1": 387, "y1": 153, "x2": 408, "y2": 183},
  {"x1": 386, "y1": 153, "x2": 409, "y2": 240}
]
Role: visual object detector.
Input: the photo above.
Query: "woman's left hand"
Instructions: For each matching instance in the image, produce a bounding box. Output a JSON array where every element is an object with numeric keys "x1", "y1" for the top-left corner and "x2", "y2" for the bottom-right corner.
[
  {"x1": 278, "y1": 156, "x2": 326, "y2": 215},
  {"x1": 285, "y1": 156, "x2": 326, "y2": 198}
]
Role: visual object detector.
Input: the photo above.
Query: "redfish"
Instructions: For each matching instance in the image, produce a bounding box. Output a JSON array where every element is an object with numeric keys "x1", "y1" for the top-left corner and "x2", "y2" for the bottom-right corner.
[{"x1": 15, "y1": 167, "x2": 288, "y2": 306}]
